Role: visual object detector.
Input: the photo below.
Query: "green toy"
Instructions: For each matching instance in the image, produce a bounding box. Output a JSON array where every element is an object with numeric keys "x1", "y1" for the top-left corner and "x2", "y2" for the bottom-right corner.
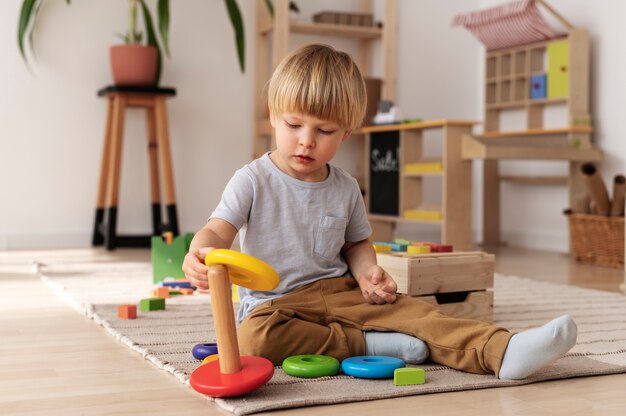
[
  {"x1": 151, "y1": 232, "x2": 194, "y2": 283},
  {"x1": 140, "y1": 297, "x2": 166, "y2": 312},
  {"x1": 394, "y1": 367, "x2": 425, "y2": 386}
]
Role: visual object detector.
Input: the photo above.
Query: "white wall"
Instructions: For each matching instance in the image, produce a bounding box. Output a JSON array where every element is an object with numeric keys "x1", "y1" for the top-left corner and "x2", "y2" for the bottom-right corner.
[{"x1": 1, "y1": 0, "x2": 624, "y2": 252}]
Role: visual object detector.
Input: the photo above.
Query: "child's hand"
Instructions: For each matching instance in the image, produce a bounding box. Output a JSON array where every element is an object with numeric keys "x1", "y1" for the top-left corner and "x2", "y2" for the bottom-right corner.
[
  {"x1": 357, "y1": 265, "x2": 397, "y2": 305},
  {"x1": 182, "y1": 247, "x2": 214, "y2": 290}
]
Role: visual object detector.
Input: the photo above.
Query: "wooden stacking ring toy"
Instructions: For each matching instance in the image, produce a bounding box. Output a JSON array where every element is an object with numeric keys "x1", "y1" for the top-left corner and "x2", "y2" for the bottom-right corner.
[
  {"x1": 341, "y1": 356, "x2": 405, "y2": 379},
  {"x1": 282, "y1": 354, "x2": 340, "y2": 378},
  {"x1": 201, "y1": 354, "x2": 219, "y2": 365},
  {"x1": 203, "y1": 249, "x2": 279, "y2": 291},
  {"x1": 189, "y1": 249, "x2": 280, "y2": 397},
  {"x1": 191, "y1": 342, "x2": 218, "y2": 360}
]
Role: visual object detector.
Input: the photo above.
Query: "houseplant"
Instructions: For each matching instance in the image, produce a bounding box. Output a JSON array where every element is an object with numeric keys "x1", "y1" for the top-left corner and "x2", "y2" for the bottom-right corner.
[{"x1": 17, "y1": 0, "x2": 250, "y2": 85}]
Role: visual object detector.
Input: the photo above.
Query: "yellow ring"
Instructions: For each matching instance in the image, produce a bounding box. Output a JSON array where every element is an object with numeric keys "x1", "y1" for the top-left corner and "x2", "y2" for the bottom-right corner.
[
  {"x1": 205, "y1": 249, "x2": 279, "y2": 291},
  {"x1": 201, "y1": 354, "x2": 219, "y2": 365}
]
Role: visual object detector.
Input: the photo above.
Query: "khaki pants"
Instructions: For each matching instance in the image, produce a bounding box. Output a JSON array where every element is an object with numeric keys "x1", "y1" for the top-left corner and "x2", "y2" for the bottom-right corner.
[{"x1": 238, "y1": 277, "x2": 513, "y2": 376}]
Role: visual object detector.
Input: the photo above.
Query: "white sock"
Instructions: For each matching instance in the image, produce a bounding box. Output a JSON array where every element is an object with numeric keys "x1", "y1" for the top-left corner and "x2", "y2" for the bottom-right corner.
[
  {"x1": 364, "y1": 331, "x2": 429, "y2": 364},
  {"x1": 498, "y1": 314, "x2": 577, "y2": 380}
]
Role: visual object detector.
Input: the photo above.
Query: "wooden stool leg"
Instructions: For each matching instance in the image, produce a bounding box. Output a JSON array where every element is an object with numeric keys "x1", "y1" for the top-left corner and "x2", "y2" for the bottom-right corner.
[
  {"x1": 146, "y1": 106, "x2": 163, "y2": 236},
  {"x1": 154, "y1": 96, "x2": 179, "y2": 235},
  {"x1": 105, "y1": 94, "x2": 127, "y2": 250},
  {"x1": 92, "y1": 96, "x2": 115, "y2": 246}
]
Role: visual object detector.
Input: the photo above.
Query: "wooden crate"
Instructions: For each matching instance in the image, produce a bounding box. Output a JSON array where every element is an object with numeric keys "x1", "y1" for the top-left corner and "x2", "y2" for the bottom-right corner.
[
  {"x1": 377, "y1": 251, "x2": 495, "y2": 296},
  {"x1": 417, "y1": 290, "x2": 493, "y2": 323}
]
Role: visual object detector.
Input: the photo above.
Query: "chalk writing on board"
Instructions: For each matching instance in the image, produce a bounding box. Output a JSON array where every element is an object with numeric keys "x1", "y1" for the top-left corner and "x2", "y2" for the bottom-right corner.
[{"x1": 370, "y1": 148, "x2": 399, "y2": 172}]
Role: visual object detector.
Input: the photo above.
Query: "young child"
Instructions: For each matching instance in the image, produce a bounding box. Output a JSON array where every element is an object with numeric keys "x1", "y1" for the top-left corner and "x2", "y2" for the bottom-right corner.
[{"x1": 183, "y1": 44, "x2": 577, "y2": 380}]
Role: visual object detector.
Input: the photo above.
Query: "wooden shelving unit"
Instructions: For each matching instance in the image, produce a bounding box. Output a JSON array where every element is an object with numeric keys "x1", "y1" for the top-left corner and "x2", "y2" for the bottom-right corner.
[
  {"x1": 461, "y1": 27, "x2": 602, "y2": 245},
  {"x1": 253, "y1": 0, "x2": 397, "y2": 158},
  {"x1": 361, "y1": 120, "x2": 479, "y2": 251}
]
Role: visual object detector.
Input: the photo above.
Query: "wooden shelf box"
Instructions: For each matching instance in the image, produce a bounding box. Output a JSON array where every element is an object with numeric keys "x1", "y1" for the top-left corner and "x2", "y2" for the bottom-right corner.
[{"x1": 377, "y1": 251, "x2": 495, "y2": 322}]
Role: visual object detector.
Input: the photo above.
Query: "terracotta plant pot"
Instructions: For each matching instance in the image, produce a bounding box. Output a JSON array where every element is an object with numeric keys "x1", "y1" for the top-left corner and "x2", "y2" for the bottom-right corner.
[{"x1": 110, "y1": 44, "x2": 158, "y2": 86}]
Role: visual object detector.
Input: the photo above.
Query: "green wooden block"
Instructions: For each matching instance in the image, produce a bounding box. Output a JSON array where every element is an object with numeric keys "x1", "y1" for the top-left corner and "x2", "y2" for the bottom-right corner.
[
  {"x1": 394, "y1": 367, "x2": 425, "y2": 386},
  {"x1": 140, "y1": 297, "x2": 166, "y2": 312},
  {"x1": 151, "y1": 233, "x2": 195, "y2": 284}
]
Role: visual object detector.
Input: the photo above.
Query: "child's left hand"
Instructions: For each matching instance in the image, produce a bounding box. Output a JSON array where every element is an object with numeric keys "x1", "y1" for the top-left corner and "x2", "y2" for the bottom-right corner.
[{"x1": 356, "y1": 265, "x2": 397, "y2": 305}]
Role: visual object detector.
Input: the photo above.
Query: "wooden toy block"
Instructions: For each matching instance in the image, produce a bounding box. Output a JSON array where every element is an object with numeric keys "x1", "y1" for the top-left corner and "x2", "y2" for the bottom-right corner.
[
  {"x1": 151, "y1": 287, "x2": 170, "y2": 298},
  {"x1": 407, "y1": 245, "x2": 430, "y2": 254},
  {"x1": 160, "y1": 279, "x2": 193, "y2": 289},
  {"x1": 414, "y1": 242, "x2": 453, "y2": 253},
  {"x1": 377, "y1": 251, "x2": 494, "y2": 297},
  {"x1": 419, "y1": 290, "x2": 494, "y2": 323},
  {"x1": 394, "y1": 238, "x2": 411, "y2": 245},
  {"x1": 179, "y1": 288, "x2": 194, "y2": 295},
  {"x1": 140, "y1": 297, "x2": 166, "y2": 312},
  {"x1": 118, "y1": 304, "x2": 137, "y2": 319},
  {"x1": 394, "y1": 367, "x2": 425, "y2": 386},
  {"x1": 373, "y1": 243, "x2": 392, "y2": 253},
  {"x1": 373, "y1": 241, "x2": 407, "y2": 252}
]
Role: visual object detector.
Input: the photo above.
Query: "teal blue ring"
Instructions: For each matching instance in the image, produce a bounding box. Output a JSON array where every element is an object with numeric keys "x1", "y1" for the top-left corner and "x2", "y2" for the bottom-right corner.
[
  {"x1": 341, "y1": 356, "x2": 405, "y2": 379},
  {"x1": 282, "y1": 354, "x2": 340, "y2": 378}
]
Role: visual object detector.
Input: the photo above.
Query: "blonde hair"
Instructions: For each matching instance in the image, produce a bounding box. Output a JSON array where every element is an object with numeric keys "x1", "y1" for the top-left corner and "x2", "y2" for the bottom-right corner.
[{"x1": 267, "y1": 44, "x2": 367, "y2": 131}]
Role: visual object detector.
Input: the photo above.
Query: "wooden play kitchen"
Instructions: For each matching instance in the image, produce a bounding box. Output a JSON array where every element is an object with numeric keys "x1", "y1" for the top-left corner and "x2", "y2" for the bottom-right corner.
[
  {"x1": 454, "y1": 0, "x2": 602, "y2": 245},
  {"x1": 377, "y1": 251, "x2": 495, "y2": 322}
]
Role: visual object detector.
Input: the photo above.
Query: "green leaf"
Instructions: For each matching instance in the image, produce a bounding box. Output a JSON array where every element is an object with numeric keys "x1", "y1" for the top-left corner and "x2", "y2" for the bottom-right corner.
[
  {"x1": 264, "y1": 0, "x2": 274, "y2": 17},
  {"x1": 18, "y1": 0, "x2": 39, "y2": 64},
  {"x1": 139, "y1": 0, "x2": 162, "y2": 85},
  {"x1": 264, "y1": 0, "x2": 299, "y2": 17},
  {"x1": 27, "y1": 0, "x2": 44, "y2": 61},
  {"x1": 224, "y1": 0, "x2": 245, "y2": 73},
  {"x1": 157, "y1": 0, "x2": 170, "y2": 57}
]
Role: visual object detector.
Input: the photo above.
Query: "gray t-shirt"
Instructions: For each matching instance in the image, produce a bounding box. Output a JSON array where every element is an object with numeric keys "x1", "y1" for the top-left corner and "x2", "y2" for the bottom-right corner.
[{"x1": 211, "y1": 152, "x2": 372, "y2": 322}]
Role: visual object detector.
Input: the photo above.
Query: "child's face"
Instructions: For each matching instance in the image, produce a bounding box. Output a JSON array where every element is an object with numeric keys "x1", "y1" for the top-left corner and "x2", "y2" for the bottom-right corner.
[{"x1": 269, "y1": 112, "x2": 350, "y2": 182}]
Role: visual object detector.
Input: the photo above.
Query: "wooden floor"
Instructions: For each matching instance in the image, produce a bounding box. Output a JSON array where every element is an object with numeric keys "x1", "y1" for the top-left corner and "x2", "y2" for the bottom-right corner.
[{"x1": 1, "y1": 246, "x2": 625, "y2": 415}]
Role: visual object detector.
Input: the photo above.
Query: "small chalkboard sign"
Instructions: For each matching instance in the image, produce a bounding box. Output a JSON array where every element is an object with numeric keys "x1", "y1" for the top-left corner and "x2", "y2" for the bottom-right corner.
[{"x1": 369, "y1": 131, "x2": 399, "y2": 215}]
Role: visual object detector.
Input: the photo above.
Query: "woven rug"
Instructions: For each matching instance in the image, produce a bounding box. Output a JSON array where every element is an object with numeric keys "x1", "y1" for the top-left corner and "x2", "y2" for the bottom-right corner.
[{"x1": 38, "y1": 261, "x2": 626, "y2": 415}]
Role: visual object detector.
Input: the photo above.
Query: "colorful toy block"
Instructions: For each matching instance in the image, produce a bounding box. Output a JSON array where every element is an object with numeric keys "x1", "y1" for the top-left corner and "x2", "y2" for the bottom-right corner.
[
  {"x1": 373, "y1": 243, "x2": 392, "y2": 253},
  {"x1": 140, "y1": 297, "x2": 166, "y2": 312},
  {"x1": 407, "y1": 245, "x2": 431, "y2": 254},
  {"x1": 151, "y1": 287, "x2": 170, "y2": 298},
  {"x1": 373, "y1": 241, "x2": 408, "y2": 252},
  {"x1": 160, "y1": 279, "x2": 193, "y2": 289},
  {"x1": 419, "y1": 242, "x2": 453, "y2": 253},
  {"x1": 394, "y1": 367, "x2": 425, "y2": 386},
  {"x1": 118, "y1": 304, "x2": 137, "y2": 319}
]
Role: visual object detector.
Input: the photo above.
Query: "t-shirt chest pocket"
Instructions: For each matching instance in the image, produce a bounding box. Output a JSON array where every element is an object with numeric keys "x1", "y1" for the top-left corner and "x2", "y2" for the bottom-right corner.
[{"x1": 314, "y1": 215, "x2": 347, "y2": 260}]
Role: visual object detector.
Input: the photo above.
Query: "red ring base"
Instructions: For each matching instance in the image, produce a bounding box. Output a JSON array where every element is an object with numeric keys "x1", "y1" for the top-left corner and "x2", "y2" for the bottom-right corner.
[{"x1": 190, "y1": 356, "x2": 274, "y2": 397}]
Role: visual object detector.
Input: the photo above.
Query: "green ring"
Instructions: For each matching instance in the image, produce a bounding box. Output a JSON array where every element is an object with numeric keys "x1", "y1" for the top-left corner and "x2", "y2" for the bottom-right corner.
[{"x1": 282, "y1": 354, "x2": 340, "y2": 378}]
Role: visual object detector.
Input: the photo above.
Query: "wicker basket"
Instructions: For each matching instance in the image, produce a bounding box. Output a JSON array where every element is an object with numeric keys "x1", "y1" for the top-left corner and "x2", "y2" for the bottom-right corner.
[{"x1": 567, "y1": 213, "x2": 624, "y2": 268}]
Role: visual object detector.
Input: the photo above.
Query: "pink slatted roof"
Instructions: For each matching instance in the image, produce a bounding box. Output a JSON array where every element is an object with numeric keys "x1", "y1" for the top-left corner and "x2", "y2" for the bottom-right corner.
[{"x1": 453, "y1": 0, "x2": 565, "y2": 50}]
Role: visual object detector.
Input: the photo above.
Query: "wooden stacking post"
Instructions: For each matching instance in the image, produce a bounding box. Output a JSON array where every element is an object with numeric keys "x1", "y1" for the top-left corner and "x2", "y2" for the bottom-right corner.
[{"x1": 207, "y1": 265, "x2": 241, "y2": 374}]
